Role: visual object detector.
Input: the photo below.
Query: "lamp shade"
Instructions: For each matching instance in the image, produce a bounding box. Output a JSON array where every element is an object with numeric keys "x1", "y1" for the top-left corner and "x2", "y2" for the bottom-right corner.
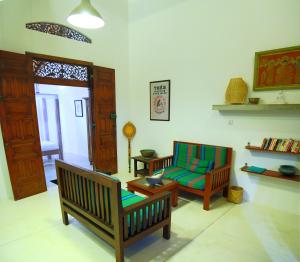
[
  {"x1": 225, "y1": 78, "x2": 248, "y2": 104},
  {"x1": 67, "y1": 0, "x2": 104, "y2": 29}
]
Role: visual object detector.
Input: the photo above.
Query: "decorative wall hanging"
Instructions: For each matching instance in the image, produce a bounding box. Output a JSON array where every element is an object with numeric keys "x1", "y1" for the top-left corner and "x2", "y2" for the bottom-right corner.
[
  {"x1": 32, "y1": 58, "x2": 88, "y2": 82},
  {"x1": 26, "y1": 22, "x2": 92, "y2": 43},
  {"x1": 225, "y1": 78, "x2": 248, "y2": 104},
  {"x1": 122, "y1": 122, "x2": 136, "y2": 173},
  {"x1": 74, "y1": 100, "x2": 83, "y2": 117},
  {"x1": 150, "y1": 80, "x2": 170, "y2": 121},
  {"x1": 253, "y1": 45, "x2": 300, "y2": 91}
]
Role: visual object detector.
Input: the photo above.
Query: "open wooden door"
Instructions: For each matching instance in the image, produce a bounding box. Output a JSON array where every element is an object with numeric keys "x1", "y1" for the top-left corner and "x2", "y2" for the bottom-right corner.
[
  {"x1": 0, "y1": 51, "x2": 46, "y2": 200},
  {"x1": 91, "y1": 66, "x2": 118, "y2": 174}
]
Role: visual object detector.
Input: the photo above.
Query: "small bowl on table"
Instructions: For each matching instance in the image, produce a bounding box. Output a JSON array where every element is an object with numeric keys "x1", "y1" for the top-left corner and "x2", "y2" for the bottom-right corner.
[
  {"x1": 248, "y1": 98, "x2": 260, "y2": 104},
  {"x1": 140, "y1": 149, "x2": 155, "y2": 158}
]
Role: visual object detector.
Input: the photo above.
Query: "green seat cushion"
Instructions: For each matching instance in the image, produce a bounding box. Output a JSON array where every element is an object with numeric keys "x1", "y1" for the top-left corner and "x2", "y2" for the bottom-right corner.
[
  {"x1": 157, "y1": 165, "x2": 206, "y2": 190},
  {"x1": 177, "y1": 173, "x2": 206, "y2": 190},
  {"x1": 163, "y1": 166, "x2": 194, "y2": 181},
  {"x1": 185, "y1": 158, "x2": 214, "y2": 174},
  {"x1": 121, "y1": 189, "x2": 145, "y2": 208}
]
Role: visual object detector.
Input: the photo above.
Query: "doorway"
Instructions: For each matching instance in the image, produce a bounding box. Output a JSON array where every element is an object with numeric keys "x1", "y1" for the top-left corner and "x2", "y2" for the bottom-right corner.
[
  {"x1": 0, "y1": 50, "x2": 118, "y2": 200},
  {"x1": 35, "y1": 84, "x2": 92, "y2": 188}
]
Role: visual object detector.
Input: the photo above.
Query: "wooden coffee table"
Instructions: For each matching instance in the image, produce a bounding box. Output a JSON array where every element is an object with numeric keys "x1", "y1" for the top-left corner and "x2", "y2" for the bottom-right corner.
[{"x1": 127, "y1": 178, "x2": 178, "y2": 207}]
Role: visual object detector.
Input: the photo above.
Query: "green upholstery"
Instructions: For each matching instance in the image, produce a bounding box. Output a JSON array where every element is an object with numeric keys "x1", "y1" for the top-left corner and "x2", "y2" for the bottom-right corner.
[
  {"x1": 185, "y1": 158, "x2": 214, "y2": 174},
  {"x1": 174, "y1": 142, "x2": 228, "y2": 169},
  {"x1": 121, "y1": 189, "x2": 145, "y2": 208},
  {"x1": 176, "y1": 173, "x2": 206, "y2": 190},
  {"x1": 173, "y1": 143, "x2": 197, "y2": 168},
  {"x1": 161, "y1": 142, "x2": 229, "y2": 191}
]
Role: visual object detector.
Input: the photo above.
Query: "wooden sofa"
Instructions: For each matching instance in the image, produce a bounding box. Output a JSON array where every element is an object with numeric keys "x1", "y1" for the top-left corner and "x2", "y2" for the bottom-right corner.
[
  {"x1": 56, "y1": 160, "x2": 172, "y2": 262},
  {"x1": 148, "y1": 141, "x2": 233, "y2": 210}
]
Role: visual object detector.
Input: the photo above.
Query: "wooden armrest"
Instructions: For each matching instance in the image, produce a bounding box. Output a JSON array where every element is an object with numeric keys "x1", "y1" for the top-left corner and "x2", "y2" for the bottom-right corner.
[
  {"x1": 207, "y1": 165, "x2": 231, "y2": 176},
  {"x1": 148, "y1": 155, "x2": 174, "y2": 176},
  {"x1": 205, "y1": 165, "x2": 231, "y2": 192},
  {"x1": 150, "y1": 155, "x2": 173, "y2": 162},
  {"x1": 122, "y1": 191, "x2": 171, "y2": 214}
]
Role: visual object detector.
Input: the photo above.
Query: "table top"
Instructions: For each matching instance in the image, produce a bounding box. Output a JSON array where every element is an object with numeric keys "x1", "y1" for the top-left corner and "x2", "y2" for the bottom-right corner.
[
  {"x1": 131, "y1": 155, "x2": 157, "y2": 163},
  {"x1": 127, "y1": 178, "x2": 177, "y2": 193}
]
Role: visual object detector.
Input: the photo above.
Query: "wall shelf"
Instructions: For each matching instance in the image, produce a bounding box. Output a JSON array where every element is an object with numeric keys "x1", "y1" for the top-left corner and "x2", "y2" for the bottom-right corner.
[
  {"x1": 245, "y1": 145, "x2": 300, "y2": 156},
  {"x1": 241, "y1": 166, "x2": 300, "y2": 182},
  {"x1": 212, "y1": 104, "x2": 300, "y2": 111}
]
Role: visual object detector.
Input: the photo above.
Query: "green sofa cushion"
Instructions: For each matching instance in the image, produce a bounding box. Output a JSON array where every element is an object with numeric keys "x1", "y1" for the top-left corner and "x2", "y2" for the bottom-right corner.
[
  {"x1": 185, "y1": 158, "x2": 214, "y2": 174},
  {"x1": 197, "y1": 145, "x2": 227, "y2": 169},
  {"x1": 121, "y1": 189, "x2": 145, "y2": 208},
  {"x1": 176, "y1": 173, "x2": 206, "y2": 190},
  {"x1": 174, "y1": 143, "x2": 198, "y2": 168},
  {"x1": 163, "y1": 166, "x2": 194, "y2": 181}
]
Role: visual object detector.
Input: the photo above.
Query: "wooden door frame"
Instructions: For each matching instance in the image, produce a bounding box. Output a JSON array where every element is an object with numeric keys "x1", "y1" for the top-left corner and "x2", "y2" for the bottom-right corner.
[{"x1": 27, "y1": 52, "x2": 95, "y2": 179}]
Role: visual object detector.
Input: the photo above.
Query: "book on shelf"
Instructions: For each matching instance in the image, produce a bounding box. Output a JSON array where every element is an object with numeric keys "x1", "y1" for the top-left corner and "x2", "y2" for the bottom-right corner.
[
  {"x1": 257, "y1": 138, "x2": 300, "y2": 153},
  {"x1": 260, "y1": 138, "x2": 267, "y2": 149}
]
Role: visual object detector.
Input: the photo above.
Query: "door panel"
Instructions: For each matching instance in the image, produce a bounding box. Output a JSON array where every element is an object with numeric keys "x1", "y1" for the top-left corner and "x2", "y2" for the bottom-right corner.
[
  {"x1": 92, "y1": 66, "x2": 117, "y2": 174},
  {"x1": 0, "y1": 50, "x2": 46, "y2": 200}
]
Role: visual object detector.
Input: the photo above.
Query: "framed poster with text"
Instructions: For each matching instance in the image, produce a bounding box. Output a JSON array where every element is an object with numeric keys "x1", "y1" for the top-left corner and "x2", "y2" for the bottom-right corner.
[{"x1": 150, "y1": 80, "x2": 170, "y2": 121}]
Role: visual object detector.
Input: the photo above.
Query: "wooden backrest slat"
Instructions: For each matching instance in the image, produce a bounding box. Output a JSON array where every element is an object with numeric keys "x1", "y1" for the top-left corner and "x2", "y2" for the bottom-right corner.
[
  {"x1": 55, "y1": 160, "x2": 121, "y2": 229},
  {"x1": 158, "y1": 199, "x2": 163, "y2": 221},
  {"x1": 99, "y1": 185, "x2": 105, "y2": 219},
  {"x1": 163, "y1": 196, "x2": 168, "y2": 219},
  {"x1": 148, "y1": 202, "x2": 153, "y2": 226},
  {"x1": 142, "y1": 206, "x2": 147, "y2": 230},
  {"x1": 136, "y1": 209, "x2": 141, "y2": 233},
  {"x1": 130, "y1": 212, "x2": 135, "y2": 236},
  {"x1": 95, "y1": 183, "x2": 100, "y2": 217}
]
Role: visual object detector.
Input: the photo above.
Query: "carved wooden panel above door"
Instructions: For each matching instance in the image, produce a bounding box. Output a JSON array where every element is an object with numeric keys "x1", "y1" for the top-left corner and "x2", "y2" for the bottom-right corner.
[{"x1": 0, "y1": 50, "x2": 47, "y2": 200}]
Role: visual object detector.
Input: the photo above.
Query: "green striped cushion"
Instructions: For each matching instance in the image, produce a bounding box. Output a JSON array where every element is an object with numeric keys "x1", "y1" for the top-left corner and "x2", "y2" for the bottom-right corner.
[
  {"x1": 177, "y1": 173, "x2": 206, "y2": 190},
  {"x1": 185, "y1": 158, "x2": 214, "y2": 174},
  {"x1": 163, "y1": 166, "x2": 194, "y2": 181},
  {"x1": 173, "y1": 143, "x2": 197, "y2": 168},
  {"x1": 198, "y1": 145, "x2": 227, "y2": 168},
  {"x1": 121, "y1": 189, "x2": 145, "y2": 208}
]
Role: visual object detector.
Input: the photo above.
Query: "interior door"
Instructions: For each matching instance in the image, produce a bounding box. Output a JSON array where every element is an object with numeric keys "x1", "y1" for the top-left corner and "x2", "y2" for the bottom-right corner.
[
  {"x1": 0, "y1": 50, "x2": 46, "y2": 200},
  {"x1": 92, "y1": 66, "x2": 118, "y2": 174}
]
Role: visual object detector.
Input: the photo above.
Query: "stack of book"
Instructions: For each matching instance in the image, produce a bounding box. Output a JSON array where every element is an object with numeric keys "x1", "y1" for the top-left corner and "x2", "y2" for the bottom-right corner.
[{"x1": 260, "y1": 138, "x2": 300, "y2": 153}]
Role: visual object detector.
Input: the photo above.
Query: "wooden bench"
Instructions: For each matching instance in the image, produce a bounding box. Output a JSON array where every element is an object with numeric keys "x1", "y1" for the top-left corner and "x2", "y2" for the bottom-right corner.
[
  {"x1": 56, "y1": 160, "x2": 172, "y2": 262},
  {"x1": 148, "y1": 141, "x2": 233, "y2": 210}
]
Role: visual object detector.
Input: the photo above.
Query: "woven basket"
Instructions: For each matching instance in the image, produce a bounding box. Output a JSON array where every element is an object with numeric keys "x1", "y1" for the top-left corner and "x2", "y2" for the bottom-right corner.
[
  {"x1": 225, "y1": 78, "x2": 248, "y2": 104},
  {"x1": 228, "y1": 186, "x2": 243, "y2": 204}
]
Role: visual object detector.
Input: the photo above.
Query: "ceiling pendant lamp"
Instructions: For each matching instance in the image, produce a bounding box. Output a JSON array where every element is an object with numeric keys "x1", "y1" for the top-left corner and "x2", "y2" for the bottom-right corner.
[{"x1": 67, "y1": 0, "x2": 104, "y2": 29}]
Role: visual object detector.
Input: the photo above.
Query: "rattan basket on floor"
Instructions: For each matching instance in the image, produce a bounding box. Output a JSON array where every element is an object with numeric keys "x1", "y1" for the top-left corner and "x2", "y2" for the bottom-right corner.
[{"x1": 228, "y1": 186, "x2": 244, "y2": 204}]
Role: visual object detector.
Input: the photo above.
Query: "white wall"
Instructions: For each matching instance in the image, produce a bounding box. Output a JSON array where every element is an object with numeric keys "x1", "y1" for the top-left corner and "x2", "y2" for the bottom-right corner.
[
  {"x1": 37, "y1": 84, "x2": 89, "y2": 159},
  {"x1": 128, "y1": 0, "x2": 300, "y2": 213},
  {"x1": 0, "y1": 0, "x2": 130, "y2": 200}
]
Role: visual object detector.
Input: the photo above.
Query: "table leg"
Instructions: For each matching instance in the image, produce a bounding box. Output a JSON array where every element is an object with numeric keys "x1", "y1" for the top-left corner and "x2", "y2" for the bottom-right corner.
[
  {"x1": 134, "y1": 159, "x2": 138, "y2": 177},
  {"x1": 172, "y1": 188, "x2": 178, "y2": 207}
]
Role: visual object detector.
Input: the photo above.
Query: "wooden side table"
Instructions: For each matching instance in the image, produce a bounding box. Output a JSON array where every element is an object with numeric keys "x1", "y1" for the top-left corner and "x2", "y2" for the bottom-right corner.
[
  {"x1": 132, "y1": 156, "x2": 157, "y2": 177},
  {"x1": 127, "y1": 178, "x2": 178, "y2": 207}
]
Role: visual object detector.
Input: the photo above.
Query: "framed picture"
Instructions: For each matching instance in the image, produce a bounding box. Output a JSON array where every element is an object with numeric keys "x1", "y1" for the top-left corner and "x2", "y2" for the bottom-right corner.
[
  {"x1": 74, "y1": 100, "x2": 83, "y2": 117},
  {"x1": 150, "y1": 80, "x2": 170, "y2": 121},
  {"x1": 253, "y1": 45, "x2": 300, "y2": 91}
]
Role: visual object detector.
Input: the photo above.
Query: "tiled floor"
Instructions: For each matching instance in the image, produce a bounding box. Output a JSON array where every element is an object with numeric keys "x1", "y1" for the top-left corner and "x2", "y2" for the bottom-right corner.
[
  {"x1": 43, "y1": 153, "x2": 92, "y2": 188},
  {"x1": 0, "y1": 171, "x2": 299, "y2": 262}
]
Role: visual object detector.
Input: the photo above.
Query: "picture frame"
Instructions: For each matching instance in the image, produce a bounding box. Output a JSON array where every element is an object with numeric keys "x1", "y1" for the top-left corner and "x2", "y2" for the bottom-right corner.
[
  {"x1": 74, "y1": 100, "x2": 83, "y2": 117},
  {"x1": 253, "y1": 45, "x2": 300, "y2": 91},
  {"x1": 150, "y1": 80, "x2": 170, "y2": 121}
]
